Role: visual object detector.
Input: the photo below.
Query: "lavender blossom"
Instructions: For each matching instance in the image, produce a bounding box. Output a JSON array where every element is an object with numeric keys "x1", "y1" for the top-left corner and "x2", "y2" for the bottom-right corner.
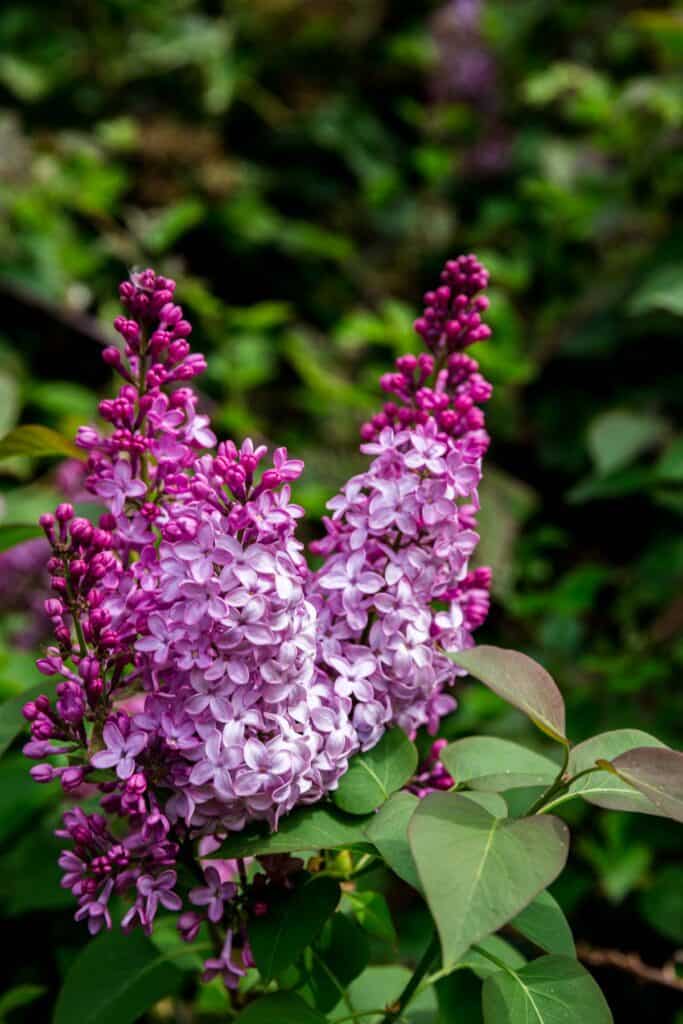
[{"x1": 21, "y1": 258, "x2": 492, "y2": 973}]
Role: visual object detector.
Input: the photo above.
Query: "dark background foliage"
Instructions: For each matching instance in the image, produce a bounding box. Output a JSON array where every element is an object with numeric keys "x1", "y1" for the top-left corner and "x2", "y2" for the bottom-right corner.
[{"x1": 0, "y1": 0, "x2": 682, "y2": 1019}]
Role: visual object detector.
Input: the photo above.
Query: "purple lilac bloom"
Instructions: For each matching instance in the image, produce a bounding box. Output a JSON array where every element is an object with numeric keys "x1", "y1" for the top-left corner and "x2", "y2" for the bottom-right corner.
[{"x1": 22, "y1": 259, "x2": 492, "y2": 968}]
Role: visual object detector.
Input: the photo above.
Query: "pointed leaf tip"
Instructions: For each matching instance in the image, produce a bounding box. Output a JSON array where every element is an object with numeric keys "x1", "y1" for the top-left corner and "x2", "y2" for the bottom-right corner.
[{"x1": 448, "y1": 646, "x2": 567, "y2": 744}]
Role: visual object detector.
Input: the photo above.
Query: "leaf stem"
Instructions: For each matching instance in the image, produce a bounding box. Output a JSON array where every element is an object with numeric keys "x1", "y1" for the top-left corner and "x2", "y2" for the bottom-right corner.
[
  {"x1": 378, "y1": 930, "x2": 440, "y2": 1024},
  {"x1": 470, "y1": 943, "x2": 519, "y2": 979},
  {"x1": 526, "y1": 743, "x2": 570, "y2": 815},
  {"x1": 534, "y1": 766, "x2": 610, "y2": 814}
]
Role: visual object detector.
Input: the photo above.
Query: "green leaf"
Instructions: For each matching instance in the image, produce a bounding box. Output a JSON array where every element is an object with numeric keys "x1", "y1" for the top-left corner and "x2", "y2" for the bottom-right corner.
[
  {"x1": 447, "y1": 646, "x2": 568, "y2": 745},
  {"x1": 457, "y1": 935, "x2": 527, "y2": 979},
  {"x1": 212, "y1": 804, "x2": 373, "y2": 858},
  {"x1": 408, "y1": 793, "x2": 569, "y2": 970},
  {"x1": 53, "y1": 927, "x2": 191, "y2": 1024},
  {"x1": 482, "y1": 955, "x2": 613, "y2": 1023},
  {"x1": 348, "y1": 891, "x2": 397, "y2": 945},
  {"x1": 302, "y1": 913, "x2": 370, "y2": 1012},
  {"x1": 586, "y1": 409, "x2": 666, "y2": 476},
  {"x1": 364, "y1": 791, "x2": 422, "y2": 892},
  {"x1": 249, "y1": 874, "x2": 340, "y2": 982},
  {"x1": 510, "y1": 890, "x2": 576, "y2": 956},
  {"x1": 656, "y1": 436, "x2": 683, "y2": 482},
  {"x1": 629, "y1": 263, "x2": 683, "y2": 317},
  {"x1": 563, "y1": 730, "x2": 668, "y2": 815},
  {"x1": 609, "y1": 746, "x2": 683, "y2": 823},
  {"x1": 332, "y1": 729, "x2": 418, "y2": 815},
  {"x1": 0, "y1": 754, "x2": 60, "y2": 845},
  {"x1": 236, "y1": 992, "x2": 327, "y2": 1024},
  {"x1": 330, "y1": 965, "x2": 437, "y2": 1023},
  {"x1": 0, "y1": 682, "x2": 48, "y2": 758},
  {"x1": 0, "y1": 523, "x2": 43, "y2": 551},
  {"x1": 0, "y1": 824, "x2": 73, "y2": 915},
  {"x1": 460, "y1": 791, "x2": 509, "y2": 817},
  {"x1": 0, "y1": 984, "x2": 46, "y2": 1017},
  {"x1": 0, "y1": 424, "x2": 82, "y2": 460},
  {"x1": 640, "y1": 865, "x2": 683, "y2": 943},
  {"x1": 442, "y1": 736, "x2": 559, "y2": 792}
]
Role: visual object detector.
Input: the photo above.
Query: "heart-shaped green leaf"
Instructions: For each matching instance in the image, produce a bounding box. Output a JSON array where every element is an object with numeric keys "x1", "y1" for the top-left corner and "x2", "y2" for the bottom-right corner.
[
  {"x1": 53, "y1": 927, "x2": 195, "y2": 1024},
  {"x1": 249, "y1": 874, "x2": 340, "y2": 981},
  {"x1": 609, "y1": 746, "x2": 683, "y2": 823},
  {"x1": 447, "y1": 647, "x2": 568, "y2": 745},
  {"x1": 561, "y1": 730, "x2": 668, "y2": 815},
  {"x1": 212, "y1": 804, "x2": 373, "y2": 858},
  {"x1": 509, "y1": 890, "x2": 575, "y2": 956},
  {"x1": 408, "y1": 793, "x2": 569, "y2": 970},
  {"x1": 460, "y1": 791, "x2": 509, "y2": 817},
  {"x1": 442, "y1": 736, "x2": 559, "y2": 792},
  {"x1": 482, "y1": 955, "x2": 613, "y2": 1023},
  {"x1": 364, "y1": 791, "x2": 422, "y2": 892},
  {"x1": 0, "y1": 424, "x2": 82, "y2": 459},
  {"x1": 302, "y1": 913, "x2": 370, "y2": 1012},
  {"x1": 332, "y1": 729, "x2": 417, "y2": 815}
]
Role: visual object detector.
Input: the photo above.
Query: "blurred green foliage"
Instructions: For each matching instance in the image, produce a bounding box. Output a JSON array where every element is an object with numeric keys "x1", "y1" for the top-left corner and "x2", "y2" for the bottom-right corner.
[{"x1": 0, "y1": 0, "x2": 682, "y2": 1019}]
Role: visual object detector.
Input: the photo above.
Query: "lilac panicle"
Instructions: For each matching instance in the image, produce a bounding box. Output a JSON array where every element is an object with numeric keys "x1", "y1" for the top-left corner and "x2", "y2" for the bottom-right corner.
[{"x1": 23, "y1": 258, "x2": 492, "y2": 970}]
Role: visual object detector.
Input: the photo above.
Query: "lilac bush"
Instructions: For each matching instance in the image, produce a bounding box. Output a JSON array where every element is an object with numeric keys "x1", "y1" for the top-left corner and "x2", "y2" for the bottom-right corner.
[{"x1": 22, "y1": 256, "x2": 493, "y2": 977}]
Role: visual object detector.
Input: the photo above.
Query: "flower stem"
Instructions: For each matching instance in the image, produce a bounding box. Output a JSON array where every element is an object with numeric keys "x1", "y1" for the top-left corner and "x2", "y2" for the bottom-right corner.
[{"x1": 378, "y1": 930, "x2": 440, "y2": 1024}]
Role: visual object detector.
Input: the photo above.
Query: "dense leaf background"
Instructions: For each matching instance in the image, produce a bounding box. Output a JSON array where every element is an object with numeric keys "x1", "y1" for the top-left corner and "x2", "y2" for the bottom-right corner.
[{"x1": 0, "y1": 0, "x2": 682, "y2": 1019}]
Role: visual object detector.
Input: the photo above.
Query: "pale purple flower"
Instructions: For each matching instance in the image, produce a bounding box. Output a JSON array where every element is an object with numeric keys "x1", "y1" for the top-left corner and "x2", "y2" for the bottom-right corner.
[
  {"x1": 91, "y1": 721, "x2": 147, "y2": 779},
  {"x1": 189, "y1": 866, "x2": 237, "y2": 922},
  {"x1": 94, "y1": 460, "x2": 146, "y2": 516}
]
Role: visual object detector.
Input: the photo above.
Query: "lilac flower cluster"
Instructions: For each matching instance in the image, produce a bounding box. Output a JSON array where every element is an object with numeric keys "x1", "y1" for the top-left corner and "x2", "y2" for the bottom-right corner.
[
  {"x1": 21, "y1": 258, "x2": 492, "y2": 977},
  {"x1": 311, "y1": 254, "x2": 493, "y2": 741}
]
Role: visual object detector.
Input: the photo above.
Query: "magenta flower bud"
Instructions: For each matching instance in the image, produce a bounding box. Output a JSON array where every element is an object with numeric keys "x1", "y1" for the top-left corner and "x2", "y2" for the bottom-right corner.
[
  {"x1": 259, "y1": 469, "x2": 280, "y2": 489},
  {"x1": 70, "y1": 518, "x2": 93, "y2": 543},
  {"x1": 126, "y1": 772, "x2": 147, "y2": 795},
  {"x1": 69, "y1": 558, "x2": 88, "y2": 578},
  {"x1": 39, "y1": 514, "x2": 55, "y2": 543},
  {"x1": 102, "y1": 346, "x2": 123, "y2": 367},
  {"x1": 32, "y1": 716, "x2": 55, "y2": 739},
  {"x1": 79, "y1": 656, "x2": 101, "y2": 680},
  {"x1": 50, "y1": 576, "x2": 67, "y2": 593},
  {"x1": 168, "y1": 339, "x2": 190, "y2": 363},
  {"x1": 171, "y1": 387, "x2": 193, "y2": 407},
  {"x1": 90, "y1": 528, "x2": 112, "y2": 550},
  {"x1": 61, "y1": 766, "x2": 86, "y2": 792},
  {"x1": 22, "y1": 701, "x2": 38, "y2": 721},
  {"x1": 44, "y1": 598, "x2": 64, "y2": 618},
  {"x1": 30, "y1": 764, "x2": 56, "y2": 783},
  {"x1": 56, "y1": 503, "x2": 74, "y2": 523},
  {"x1": 23, "y1": 739, "x2": 53, "y2": 758},
  {"x1": 178, "y1": 911, "x2": 202, "y2": 942},
  {"x1": 86, "y1": 676, "x2": 104, "y2": 701}
]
